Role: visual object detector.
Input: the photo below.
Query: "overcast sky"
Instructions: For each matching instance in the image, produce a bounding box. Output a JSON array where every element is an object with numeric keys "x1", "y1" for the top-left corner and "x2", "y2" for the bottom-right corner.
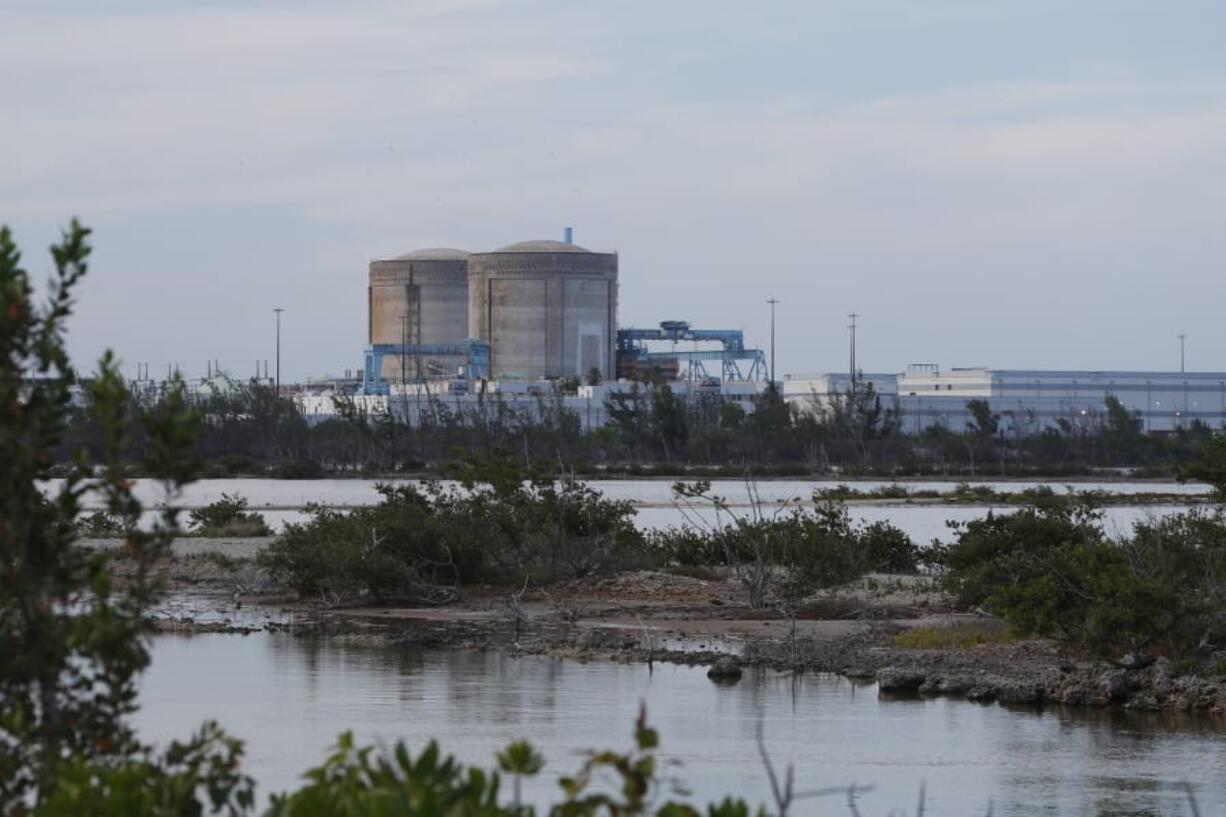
[{"x1": 4, "y1": 1, "x2": 1225, "y2": 381}]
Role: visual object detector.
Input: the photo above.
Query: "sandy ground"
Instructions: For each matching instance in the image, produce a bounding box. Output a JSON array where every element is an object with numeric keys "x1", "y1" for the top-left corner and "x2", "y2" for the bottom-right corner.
[{"x1": 81, "y1": 536, "x2": 277, "y2": 559}]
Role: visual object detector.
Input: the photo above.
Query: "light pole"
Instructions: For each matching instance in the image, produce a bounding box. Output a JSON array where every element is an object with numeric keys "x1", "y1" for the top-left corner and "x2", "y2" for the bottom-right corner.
[
  {"x1": 1178, "y1": 333, "x2": 1187, "y2": 374},
  {"x1": 848, "y1": 312, "x2": 860, "y2": 391},
  {"x1": 273, "y1": 308, "x2": 284, "y2": 394},
  {"x1": 400, "y1": 314, "x2": 408, "y2": 391},
  {"x1": 766, "y1": 298, "x2": 779, "y2": 385}
]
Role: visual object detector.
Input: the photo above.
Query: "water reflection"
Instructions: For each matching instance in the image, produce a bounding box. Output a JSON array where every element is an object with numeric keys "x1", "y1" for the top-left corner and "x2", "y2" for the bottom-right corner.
[{"x1": 136, "y1": 634, "x2": 1226, "y2": 816}]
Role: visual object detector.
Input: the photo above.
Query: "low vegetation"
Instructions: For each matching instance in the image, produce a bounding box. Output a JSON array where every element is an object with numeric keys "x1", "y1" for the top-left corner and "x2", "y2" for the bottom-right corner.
[
  {"x1": 188, "y1": 492, "x2": 274, "y2": 537},
  {"x1": 258, "y1": 461, "x2": 928, "y2": 609},
  {"x1": 934, "y1": 495, "x2": 1226, "y2": 660},
  {"x1": 814, "y1": 481, "x2": 1200, "y2": 506},
  {"x1": 260, "y1": 454, "x2": 647, "y2": 605},
  {"x1": 73, "y1": 509, "x2": 127, "y2": 537},
  {"x1": 893, "y1": 621, "x2": 1018, "y2": 650},
  {"x1": 655, "y1": 481, "x2": 924, "y2": 607}
]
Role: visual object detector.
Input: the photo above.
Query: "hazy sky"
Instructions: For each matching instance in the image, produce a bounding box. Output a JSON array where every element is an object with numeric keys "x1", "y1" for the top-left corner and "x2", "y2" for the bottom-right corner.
[{"x1": 4, "y1": 1, "x2": 1225, "y2": 381}]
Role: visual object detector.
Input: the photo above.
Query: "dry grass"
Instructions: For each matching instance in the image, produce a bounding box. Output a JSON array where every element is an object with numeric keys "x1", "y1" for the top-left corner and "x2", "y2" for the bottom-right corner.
[{"x1": 893, "y1": 620, "x2": 1018, "y2": 650}]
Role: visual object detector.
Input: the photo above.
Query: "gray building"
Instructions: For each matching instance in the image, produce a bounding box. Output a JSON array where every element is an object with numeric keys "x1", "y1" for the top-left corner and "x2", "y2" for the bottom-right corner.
[
  {"x1": 785, "y1": 366, "x2": 1226, "y2": 434},
  {"x1": 467, "y1": 240, "x2": 618, "y2": 380},
  {"x1": 368, "y1": 248, "x2": 470, "y2": 381}
]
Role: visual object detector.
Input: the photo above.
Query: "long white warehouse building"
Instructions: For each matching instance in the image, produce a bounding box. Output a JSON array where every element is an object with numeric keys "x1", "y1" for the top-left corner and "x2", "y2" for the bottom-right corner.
[{"x1": 783, "y1": 367, "x2": 1226, "y2": 434}]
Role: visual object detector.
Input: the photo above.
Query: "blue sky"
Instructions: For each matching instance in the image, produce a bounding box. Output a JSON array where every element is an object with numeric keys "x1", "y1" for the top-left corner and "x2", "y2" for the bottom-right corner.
[{"x1": 4, "y1": 1, "x2": 1225, "y2": 380}]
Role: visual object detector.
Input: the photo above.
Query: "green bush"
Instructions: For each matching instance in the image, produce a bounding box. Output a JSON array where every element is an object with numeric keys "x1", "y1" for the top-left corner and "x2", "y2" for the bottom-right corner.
[
  {"x1": 271, "y1": 457, "x2": 324, "y2": 479},
  {"x1": 188, "y1": 493, "x2": 273, "y2": 537},
  {"x1": 74, "y1": 509, "x2": 126, "y2": 538},
  {"x1": 35, "y1": 722, "x2": 254, "y2": 817},
  {"x1": 939, "y1": 498, "x2": 1103, "y2": 608},
  {"x1": 858, "y1": 520, "x2": 922, "y2": 573},
  {"x1": 952, "y1": 482, "x2": 997, "y2": 501},
  {"x1": 38, "y1": 712, "x2": 774, "y2": 817},
  {"x1": 439, "y1": 464, "x2": 648, "y2": 582},
  {"x1": 871, "y1": 483, "x2": 910, "y2": 500},
  {"x1": 260, "y1": 484, "x2": 467, "y2": 603},
  {"x1": 1182, "y1": 432, "x2": 1226, "y2": 499},
  {"x1": 652, "y1": 490, "x2": 921, "y2": 602},
  {"x1": 261, "y1": 457, "x2": 649, "y2": 602},
  {"x1": 940, "y1": 498, "x2": 1226, "y2": 658},
  {"x1": 202, "y1": 453, "x2": 264, "y2": 478}
]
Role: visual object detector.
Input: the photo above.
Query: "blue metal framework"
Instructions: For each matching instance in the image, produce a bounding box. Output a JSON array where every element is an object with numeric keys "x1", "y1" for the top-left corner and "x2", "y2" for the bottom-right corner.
[
  {"x1": 361, "y1": 339, "x2": 490, "y2": 394},
  {"x1": 616, "y1": 321, "x2": 767, "y2": 382}
]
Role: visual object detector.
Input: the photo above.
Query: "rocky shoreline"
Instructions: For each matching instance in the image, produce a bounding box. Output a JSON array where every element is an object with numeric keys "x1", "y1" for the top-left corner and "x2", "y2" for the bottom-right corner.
[
  {"x1": 106, "y1": 544, "x2": 1226, "y2": 717},
  {"x1": 869, "y1": 655, "x2": 1224, "y2": 713},
  {"x1": 151, "y1": 601, "x2": 1226, "y2": 717}
]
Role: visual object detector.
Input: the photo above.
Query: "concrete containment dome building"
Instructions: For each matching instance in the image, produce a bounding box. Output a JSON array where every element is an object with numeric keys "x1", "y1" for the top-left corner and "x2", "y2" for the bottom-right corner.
[
  {"x1": 468, "y1": 240, "x2": 618, "y2": 380},
  {"x1": 368, "y1": 248, "x2": 470, "y2": 381}
]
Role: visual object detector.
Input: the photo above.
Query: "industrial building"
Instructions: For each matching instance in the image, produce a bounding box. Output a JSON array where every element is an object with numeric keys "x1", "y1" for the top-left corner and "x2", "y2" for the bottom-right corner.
[
  {"x1": 361, "y1": 230, "x2": 766, "y2": 396},
  {"x1": 783, "y1": 367, "x2": 1226, "y2": 433},
  {"x1": 467, "y1": 240, "x2": 618, "y2": 380},
  {"x1": 357, "y1": 231, "x2": 1226, "y2": 439},
  {"x1": 367, "y1": 248, "x2": 471, "y2": 382},
  {"x1": 310, "y1": 233, "x2": 775, "y2": 428},
  {"x1": 363, "y1": 233, "x2": 616, "y2": 390}
]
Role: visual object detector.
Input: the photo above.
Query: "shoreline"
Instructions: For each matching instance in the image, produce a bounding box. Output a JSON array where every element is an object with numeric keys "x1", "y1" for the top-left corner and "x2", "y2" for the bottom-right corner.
[
  {"x1": 118, "y1": 546, "x2": 1226, "y2": 718},
  {"x1": 79, "y1": 489, "x2": 1218, "y2": 517},
  {"x1": 152, "y1": 606, "x2": 1226, "y2": 716},
  {"x1": 55, "y1": 471, "x2": 1205, "y2": 485}
]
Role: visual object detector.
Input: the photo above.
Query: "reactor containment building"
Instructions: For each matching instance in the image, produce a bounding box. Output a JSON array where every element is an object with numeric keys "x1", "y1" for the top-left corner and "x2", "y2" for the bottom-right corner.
[
  {"x1": 361, "y1": 230, "x2": 766, "y2": 395},
  {"x1": 468, "y1": 240, "x2": 618, "y2": 381},
  {"x1": 363, "y1": 235, "x2": 618, "y2": 391}
]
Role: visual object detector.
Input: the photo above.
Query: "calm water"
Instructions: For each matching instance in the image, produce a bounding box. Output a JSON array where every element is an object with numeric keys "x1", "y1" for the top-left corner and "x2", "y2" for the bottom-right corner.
[
  {"x1": 59, "y1": 477, "x2": 1214, "y2": 544},
  {"x1": 126, "y1": 483, "x2": 1226, "y2": 814},
  {"x1": 637, "y1": 503, "x2": 1202, "y2": 544},
  {"x1": 59, "y1": 477, "x2": 1213, "y2": 511},
  {"x1": 124, "y1": 502, "x2": 1201, "y2": 544},
  {"x1": 136, "y1": 633, "x2": 1226, "y2": 816}
]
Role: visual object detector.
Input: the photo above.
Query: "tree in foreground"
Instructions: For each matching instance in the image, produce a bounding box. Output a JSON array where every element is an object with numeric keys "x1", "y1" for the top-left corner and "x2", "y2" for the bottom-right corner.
[{"x1": 0, "y1": 221, "x2": 252, "y2": 811}]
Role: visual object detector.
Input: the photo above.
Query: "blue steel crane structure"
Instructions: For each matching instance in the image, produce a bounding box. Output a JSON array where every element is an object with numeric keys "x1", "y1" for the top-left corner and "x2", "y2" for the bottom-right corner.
[
  {"x1": 361, "y1": 339, "x2": 490, "y2": 395},
  {"x1": 616, "y1": 321, "x2": 767, "y2": 382}
]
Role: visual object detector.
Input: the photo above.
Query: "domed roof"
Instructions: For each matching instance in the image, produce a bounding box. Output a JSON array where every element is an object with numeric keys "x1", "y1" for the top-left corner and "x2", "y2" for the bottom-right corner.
[
  {"x1": 491, "y1": 240, "x2": 591, "y2": 254},
  {"x1": 393, "y1": 247, "x2": 470, "y2": 261}
]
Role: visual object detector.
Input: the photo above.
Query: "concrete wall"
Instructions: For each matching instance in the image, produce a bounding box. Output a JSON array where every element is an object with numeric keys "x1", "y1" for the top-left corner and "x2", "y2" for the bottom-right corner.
[
  {"x1": 468, "y1": 244, "x2": 617, "y2": 380},
  {"x1": 368, "y1": 252, "x2": 469, "y2": 380}
]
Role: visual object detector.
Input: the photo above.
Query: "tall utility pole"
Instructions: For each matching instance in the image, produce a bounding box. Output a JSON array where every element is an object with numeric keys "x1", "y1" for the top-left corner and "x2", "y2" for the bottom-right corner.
[
  {"x1": 400, "y1": 314, "x2": 408, "y2": 390},
  {"x1": 848, "y1": 312, "x2": 860, "y2": 391},
  {"x1": 414, "y1": 289, "x2": 423, "y2": 381},
  {"x1": 766, "y1": 298, "x2": 779, "y2": 385},
  {"x1": 1178, "y1": 333, "x2": 1187, "y2": 373},
  {"x1": 273, "y1": 308, "x2": 284, "y2": 394}
]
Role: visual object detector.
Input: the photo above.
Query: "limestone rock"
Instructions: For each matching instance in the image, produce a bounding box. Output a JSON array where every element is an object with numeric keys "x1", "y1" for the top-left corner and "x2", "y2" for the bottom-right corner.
[
  {"x1": 707, "y1": 656, "x2": 743, "y2": 682},
  {"x1": 876, "y1": 667, "x2": 926, "y2": 693}
]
